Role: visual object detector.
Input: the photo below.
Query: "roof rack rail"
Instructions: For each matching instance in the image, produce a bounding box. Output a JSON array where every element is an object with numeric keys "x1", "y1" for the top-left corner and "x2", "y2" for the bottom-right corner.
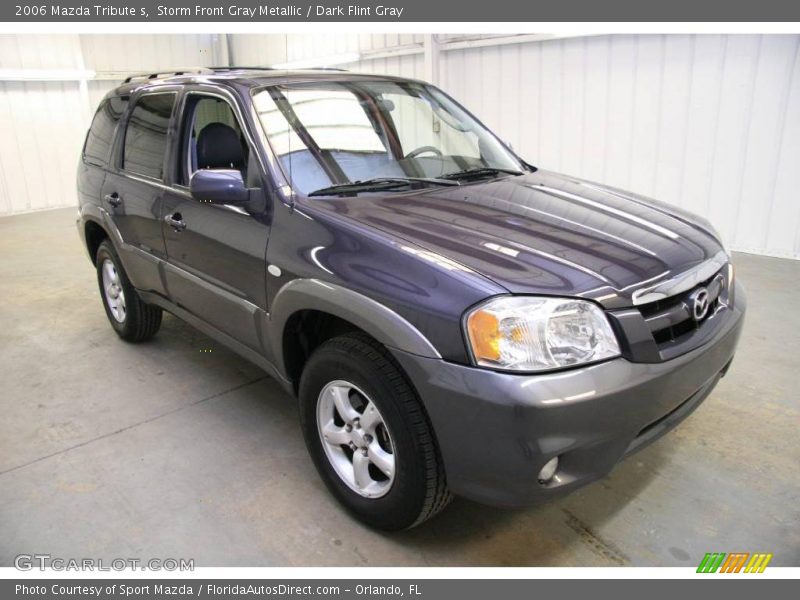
[
  {"x1": 123, "y1": 68, "x2": 213, "y2": 84},
  {"x1": 121, "y1": 65, "x2": 351, "y2": 84},
  {"x1": 206, "y1": 66, "x2": 276, "y2": 72},
  {"x1": 211, "y1": 65, "x2": 349, "y2": 72}
]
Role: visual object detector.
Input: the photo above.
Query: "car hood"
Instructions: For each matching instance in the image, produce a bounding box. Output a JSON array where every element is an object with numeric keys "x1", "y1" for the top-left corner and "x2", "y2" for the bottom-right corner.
[{"x1": 304, "y1": 170, "x2": 725, "y2": 308}]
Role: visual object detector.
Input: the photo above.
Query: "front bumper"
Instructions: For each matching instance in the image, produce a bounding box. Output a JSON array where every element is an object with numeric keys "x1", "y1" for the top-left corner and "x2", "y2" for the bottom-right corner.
[{"x1": 391, "y1": 281, "x2": 746, "y2": 508}]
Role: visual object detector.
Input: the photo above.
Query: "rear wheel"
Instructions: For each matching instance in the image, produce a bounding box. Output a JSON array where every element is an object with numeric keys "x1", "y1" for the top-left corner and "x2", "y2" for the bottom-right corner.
[
  {"x1": 95, "y1": 240, "x2": 162, "y2": 342},
  {"x1": 299, "y1": 333, "x2": 451, "y2": 530}
]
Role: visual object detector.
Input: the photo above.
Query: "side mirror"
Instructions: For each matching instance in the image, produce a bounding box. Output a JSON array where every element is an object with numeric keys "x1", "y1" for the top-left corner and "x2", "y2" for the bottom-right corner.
[{"x1": 189, "y1": 169, "x2": 249, "y2": 205}]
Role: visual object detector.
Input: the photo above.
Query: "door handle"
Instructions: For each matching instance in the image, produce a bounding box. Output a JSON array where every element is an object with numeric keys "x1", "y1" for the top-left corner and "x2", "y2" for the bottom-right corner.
[
  {"x1": 164, "y1": 213, "x2": 186, "y2": 232},
  {"x1": 104, "y1": 192, "x2": 122, "y2": 207}
]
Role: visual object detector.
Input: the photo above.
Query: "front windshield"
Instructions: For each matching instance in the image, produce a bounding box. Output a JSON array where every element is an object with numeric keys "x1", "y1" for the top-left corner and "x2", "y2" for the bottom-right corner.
[{"x1": 252, "y1": 80, "x2": 524, "y2": 195}]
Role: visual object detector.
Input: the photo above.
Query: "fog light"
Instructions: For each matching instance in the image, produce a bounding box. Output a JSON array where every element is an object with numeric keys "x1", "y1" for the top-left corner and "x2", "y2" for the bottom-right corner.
[{"x1": 538, "y1": 456, "x2": 559, "y2": 484}]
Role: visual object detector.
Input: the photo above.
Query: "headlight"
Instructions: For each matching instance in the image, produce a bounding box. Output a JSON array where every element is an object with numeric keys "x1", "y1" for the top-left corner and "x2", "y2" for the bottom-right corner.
[{"x1": 464, "y1": 296, "x2": 620, "y2": 372}]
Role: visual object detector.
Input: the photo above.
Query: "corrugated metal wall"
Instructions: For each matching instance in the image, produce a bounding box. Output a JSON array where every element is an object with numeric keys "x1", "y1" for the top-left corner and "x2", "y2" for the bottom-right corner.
[
  {"x1": 0, "y1": 35, "x2": 87, "y2": 215},
  {"x1": 229, "y1": 33, "x2": 425, "y2": 78},
  {"x1": 2, "y1": 33, "x2": 798, "y2": 258}
]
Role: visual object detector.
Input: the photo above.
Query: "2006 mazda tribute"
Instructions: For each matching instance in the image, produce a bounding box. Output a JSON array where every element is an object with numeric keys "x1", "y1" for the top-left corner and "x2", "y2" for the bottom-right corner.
[{"x1": 77, "y1": 68, "x2": 745, "y2": 530}]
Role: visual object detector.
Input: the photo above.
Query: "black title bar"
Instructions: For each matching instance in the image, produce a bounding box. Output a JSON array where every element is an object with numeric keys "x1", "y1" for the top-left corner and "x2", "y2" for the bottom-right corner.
[
  {"x1": 3, "y1": 579, "x2": 797, "y2": 600},
  {"x1": 4, "y1": 0, "x2": 800, "y2": 22}
]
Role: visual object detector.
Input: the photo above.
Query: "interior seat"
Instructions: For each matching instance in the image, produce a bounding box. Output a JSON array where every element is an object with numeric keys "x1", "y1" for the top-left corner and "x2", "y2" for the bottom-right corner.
[{"x1": 196, "y1": 122, "x2": 246, "y2": 176}]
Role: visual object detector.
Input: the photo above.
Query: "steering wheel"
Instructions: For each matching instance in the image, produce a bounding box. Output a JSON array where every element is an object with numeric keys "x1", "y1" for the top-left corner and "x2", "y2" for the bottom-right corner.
[{"x1": 405, "y1": 145, "x2": 443, "y2": 159}]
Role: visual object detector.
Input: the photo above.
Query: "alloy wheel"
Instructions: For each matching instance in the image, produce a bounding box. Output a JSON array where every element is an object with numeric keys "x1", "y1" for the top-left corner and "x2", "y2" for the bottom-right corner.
[
  {"x1": 316, "y1": 380, "x2": 396, "y2": 498},
  {"x1": 101, "y1": 258, "x2": 126, "y2": 323}
]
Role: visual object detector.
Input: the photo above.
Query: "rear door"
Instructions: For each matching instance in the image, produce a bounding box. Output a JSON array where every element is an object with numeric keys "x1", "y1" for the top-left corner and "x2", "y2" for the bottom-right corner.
[
  {"x1": 159, "y1": 87, "x2": 272, "y2": 353},
  {"x1": 101, "y1": 90, "x2": 179, "y2": 296}
]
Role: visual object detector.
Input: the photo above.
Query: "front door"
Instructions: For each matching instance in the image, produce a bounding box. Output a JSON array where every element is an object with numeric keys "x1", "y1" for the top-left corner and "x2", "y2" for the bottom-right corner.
[{"x1": 160, "y1": 90, "x2": 271, "y2": 354}]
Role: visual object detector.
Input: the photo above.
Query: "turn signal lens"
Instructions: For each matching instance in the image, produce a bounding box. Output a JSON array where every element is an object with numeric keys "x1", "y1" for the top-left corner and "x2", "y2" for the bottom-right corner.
[
  {"x1": 466, "y1": 309, "x2": 501, "y2": 362},
  {"x1": 464, "y1": 296, "x2": 620, "y2": 372}
]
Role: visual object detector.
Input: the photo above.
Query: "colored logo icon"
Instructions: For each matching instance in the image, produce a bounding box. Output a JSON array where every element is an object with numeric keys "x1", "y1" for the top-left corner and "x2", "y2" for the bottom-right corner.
[{"x1": 697, "y1": 552, "x2": 773, "y2": 573}]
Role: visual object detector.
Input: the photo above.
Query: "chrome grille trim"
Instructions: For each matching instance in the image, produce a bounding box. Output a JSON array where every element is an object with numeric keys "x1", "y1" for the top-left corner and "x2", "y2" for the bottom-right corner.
[
  {"x1": 631, "y1": 250, "x2": 728, "y2": 306},
  {"x1": 642, "y1": 273, "x2": 724, "y2": 333}
]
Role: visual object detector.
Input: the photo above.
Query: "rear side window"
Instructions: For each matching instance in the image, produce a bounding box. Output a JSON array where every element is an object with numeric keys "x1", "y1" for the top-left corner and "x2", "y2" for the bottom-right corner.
[
  {"x1": 83, "y1": 96, "x2": 128, "y2": 167},
  {"x1": 122, "y1": 93, "x2": 176, "y2": 180}
]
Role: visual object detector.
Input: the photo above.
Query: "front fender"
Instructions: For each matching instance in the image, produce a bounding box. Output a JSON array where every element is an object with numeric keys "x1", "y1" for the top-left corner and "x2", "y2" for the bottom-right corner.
[{"x1": 268, "y1": 278, "x2": 442, "y2": 379}]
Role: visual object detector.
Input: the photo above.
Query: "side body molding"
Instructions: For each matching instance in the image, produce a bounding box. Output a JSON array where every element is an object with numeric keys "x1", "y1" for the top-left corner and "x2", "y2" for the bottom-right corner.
[{"x1": 268, "y1": 279, "x2": 443, "y2": 378}]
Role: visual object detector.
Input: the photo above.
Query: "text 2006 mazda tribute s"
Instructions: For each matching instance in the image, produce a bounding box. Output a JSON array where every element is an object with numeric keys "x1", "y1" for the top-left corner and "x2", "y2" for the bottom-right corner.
[{"x1": 77, "y1": 68, "x2": 745, "y2": 530}]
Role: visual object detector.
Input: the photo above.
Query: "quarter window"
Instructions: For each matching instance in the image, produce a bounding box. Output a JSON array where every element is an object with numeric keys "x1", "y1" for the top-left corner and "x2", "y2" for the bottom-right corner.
[
  {"x1": 122, "y1": 93, "x2": 176, "y2": 180},
  {"x1": 83, "y1": 96, "x2": 128, "y2": 167}
]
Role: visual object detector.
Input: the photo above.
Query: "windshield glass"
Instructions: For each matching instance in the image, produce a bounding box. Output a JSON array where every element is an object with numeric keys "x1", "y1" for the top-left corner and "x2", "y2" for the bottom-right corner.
[{"x1": 252, "y1": 80, "x2": 524, "y2": 195}]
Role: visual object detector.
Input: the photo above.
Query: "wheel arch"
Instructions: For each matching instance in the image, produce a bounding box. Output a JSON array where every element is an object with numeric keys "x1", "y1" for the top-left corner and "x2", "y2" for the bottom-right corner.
[
  {"x1": 84, "y1": 218, "x2": 111, "y2": 263},
  {"x1": 270, "y1": 279, "x2": 442, "y2": 390}
]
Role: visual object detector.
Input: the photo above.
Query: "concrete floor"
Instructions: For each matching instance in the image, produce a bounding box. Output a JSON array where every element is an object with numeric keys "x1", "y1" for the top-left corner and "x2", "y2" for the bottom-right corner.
[{"x1": 0, "y1": 207, "x2": 798, "y2": 567}]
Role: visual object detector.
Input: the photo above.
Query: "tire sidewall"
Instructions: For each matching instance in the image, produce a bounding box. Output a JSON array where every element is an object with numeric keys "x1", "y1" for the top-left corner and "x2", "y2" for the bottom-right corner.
[{"x1": 299, "y1": 340, "x2": 428, "y2": 530}]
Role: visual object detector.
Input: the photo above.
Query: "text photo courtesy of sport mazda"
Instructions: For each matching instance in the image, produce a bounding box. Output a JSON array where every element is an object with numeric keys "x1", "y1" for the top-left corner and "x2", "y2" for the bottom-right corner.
[{"x1": 76, "y1": 67, "x2": 745, "y2": 531}]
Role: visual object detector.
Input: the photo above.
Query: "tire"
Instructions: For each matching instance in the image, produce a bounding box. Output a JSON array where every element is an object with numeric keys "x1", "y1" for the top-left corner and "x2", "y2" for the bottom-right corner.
[
  {"x1": 95, "y1": 240, "x2": 162, "y2": 342},
  {"x1": 299, "y1": 332, "x2": 452, "y2": 530}
]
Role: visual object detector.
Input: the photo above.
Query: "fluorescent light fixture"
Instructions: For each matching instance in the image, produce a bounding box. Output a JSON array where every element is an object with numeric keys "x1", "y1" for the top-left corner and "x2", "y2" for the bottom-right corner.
[
  {"x1": 0, "y1": 68, "x2": 96, "y2": 81},
  {"x1": 270, "y1": 52, "x2": 361, "y2": 70}
]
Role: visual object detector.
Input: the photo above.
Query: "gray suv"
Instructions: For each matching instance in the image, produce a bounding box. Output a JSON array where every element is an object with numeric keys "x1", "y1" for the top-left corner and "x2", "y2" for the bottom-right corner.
[{"x1": 77, "y1": 67, "x2": 745, "y2": 530}]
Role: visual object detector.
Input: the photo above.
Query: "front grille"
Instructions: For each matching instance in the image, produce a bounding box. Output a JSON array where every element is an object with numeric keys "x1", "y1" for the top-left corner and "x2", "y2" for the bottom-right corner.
[{"x1": 637, "y1": 270, "x2": 726, "y2": 347}]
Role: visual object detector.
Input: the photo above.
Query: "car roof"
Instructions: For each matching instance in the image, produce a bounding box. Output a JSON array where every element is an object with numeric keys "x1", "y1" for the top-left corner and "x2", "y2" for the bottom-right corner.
[{"x1": 110, "y1": 67, "x2": 422, "y2": 96}]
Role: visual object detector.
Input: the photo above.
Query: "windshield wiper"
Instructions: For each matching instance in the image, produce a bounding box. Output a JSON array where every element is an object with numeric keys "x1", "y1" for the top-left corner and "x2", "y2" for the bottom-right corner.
[
  {"x1": 308, "y1": 176, "x2": 458, "y2": 197},
  {"x1": 440, "y1": 167, "x2": 524, "y2": 181}
]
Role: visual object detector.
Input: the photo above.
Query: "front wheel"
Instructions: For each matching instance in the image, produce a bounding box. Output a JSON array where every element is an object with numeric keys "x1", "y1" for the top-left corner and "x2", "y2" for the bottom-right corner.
[
  {"x1": 95, "y1": 240, "x2": 162, "y2": 342},
  {"x1": 299, "y1": 333, "x2": 451, "y2": 530}
]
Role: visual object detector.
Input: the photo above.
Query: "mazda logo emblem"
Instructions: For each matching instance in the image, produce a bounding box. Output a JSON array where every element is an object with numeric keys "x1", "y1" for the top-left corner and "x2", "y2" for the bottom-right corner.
[{"x1": 690, "y1": 288, "x2": 710, "y2": 321}]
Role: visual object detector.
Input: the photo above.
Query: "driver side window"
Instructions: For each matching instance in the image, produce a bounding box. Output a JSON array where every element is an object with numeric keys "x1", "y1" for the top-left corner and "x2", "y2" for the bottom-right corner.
[{"x1": 179, "y1": 95, "x2": 260, "y2": 188}]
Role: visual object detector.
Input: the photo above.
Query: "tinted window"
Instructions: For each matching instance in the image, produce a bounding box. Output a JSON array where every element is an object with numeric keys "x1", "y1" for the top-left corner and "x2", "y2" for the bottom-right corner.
[
  {"x1": 83, "y1": 96, "x2": 128, "y2": 166},
  {"x1": 122, "y1": 93, "x2": 176, "y2": 180}
]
